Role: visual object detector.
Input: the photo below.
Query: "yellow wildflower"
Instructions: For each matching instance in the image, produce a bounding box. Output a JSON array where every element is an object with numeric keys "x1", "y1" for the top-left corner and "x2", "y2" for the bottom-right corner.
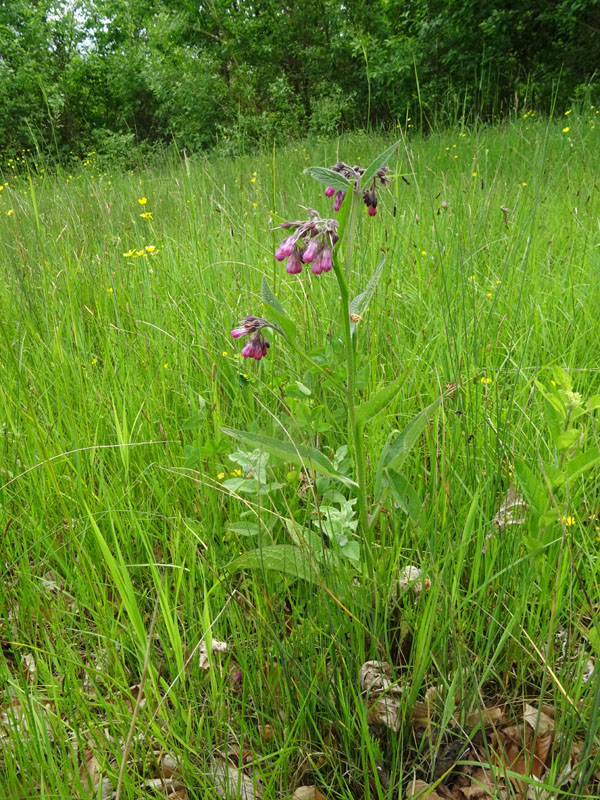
[
  {"x1": 123, "y1": 249, "x2": 134, "y2": 257},
  {"x1": 7, "y1": 209, "x2": 13, "y2": 216},
  {"x1": 217, "y1": 472, "x2": 225, "y2": 480},
  {"x1": 562, "y1": 127, "x2": 570, "y2": 133},
  {"x1": 138, "y1": 197, "x2": 147, "y2": 205},
  {"x1": 140, "y1": 212, "x2": 153, "y2": 219},
  {"x1": 107, "y1": 287, "x2": 113, "y2": 294},
  {"x1": 561, "y1": 515, "x2": 575, "y2": 526}
]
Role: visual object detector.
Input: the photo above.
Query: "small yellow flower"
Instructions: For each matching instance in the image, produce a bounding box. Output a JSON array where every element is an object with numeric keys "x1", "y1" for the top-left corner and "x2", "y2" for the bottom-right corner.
[
  {"x1": 472, "y1": 171, "x2": 477, "y2": 177},
  {"x1": 486, "y1": 292, "x2": 492, "y2": 298},
  {"x1": 123, "y1": 249, "x2": 134, "y2": 257},
  {"x1": 7, "y1": 209, "x2": 13, "y2": 216},
  {"x1": 230, "y1": 468, "x2": 242, "y2": 477},
  {"x1": 164, "y1": 363, "x2": 168, "y2": 369},
  {"x1": 480, "y1": 377, "x2": 492, "y2": 384},
  {"x1": 217, "y1": 472, "x2": 225, "y2": 480},
  {"x1": 140, "y1": 211, "x2": 153, "y2": 219},
  {"x1": 521, "y1": 182, "x2": 527, "y2": 186},
  {"x1": 135, "y1": 249, "x2": 144, "y2": 257},
  {"x1": 562, "y1": 515, "x2": 575, "y2": 526},
  {"x1": 565, "y1": 109, "x2": 572, "y2": 116},
  {"x1": 91, "y1": 357, "x2": 98, "y2": 365},
  {"x1": 222, "y1": 351, "x2": 228, "y2": 357},
  {"x1": 145, "y1": 245, "x2": 156, "y2": 252},
  {"x1": 107, "y1": 287, "x2": 113, "y2": 294},
  {"x1": 138, "y1": 197, "x2": 147, "y2": 205},
  {"x1": 496, "y1": 280, "x2": 501, "y2": 285},
  {"x1": 420, "y1": 250, "x2": 427, "y2": 256},
  {"x1": 469, "y1": 275, "x2": 475, "y2": 281},
  {"x1": 252, "y1": 202, "x2": 258, "y2": 208},
  {"x1": 562, "y1": 127, "x2": 570, "y2": 133},
  {"x1": 250, "y1": 177, "x2": 256, "y2": 183}
]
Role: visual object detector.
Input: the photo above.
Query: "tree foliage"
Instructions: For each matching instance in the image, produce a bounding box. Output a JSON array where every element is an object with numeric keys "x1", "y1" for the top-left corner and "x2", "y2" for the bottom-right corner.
[{"x1": 1, "y1": 0, "x2": 598, "y2": 161}]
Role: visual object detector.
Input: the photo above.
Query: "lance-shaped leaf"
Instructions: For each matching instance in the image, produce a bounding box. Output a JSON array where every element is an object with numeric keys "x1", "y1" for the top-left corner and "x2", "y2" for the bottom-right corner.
[
  {"x1": 361, "y1": 141, "x2": 399, "y2": 186},
  {"x1": 228, "y1": 544, "x2": 318, "y2": 582},
  {"x1": 261, "y1": 277, "x2": 296, "y2": 341},
  {"x1": 374, "y1": 396, "x2": 442, "y2": 500},
  {"x1": 303, "y1": 166, "x2": 352, "y2": 191},
  {"x1": 221, "y1": 427, "x2": 358, "y2": 488},
  {"x1": 385, "y1": 469, "x2": 425, "y2": 525},
  {"x1": 350, "y1": 250, "x2": 385, "y2": 336},
  {"x1": 356, "y1": 371, "x2": 407, "y2": 427}
]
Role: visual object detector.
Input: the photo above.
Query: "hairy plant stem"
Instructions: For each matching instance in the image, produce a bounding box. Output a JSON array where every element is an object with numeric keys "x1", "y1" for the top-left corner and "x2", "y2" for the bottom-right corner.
[{"x1": 335, "y1": 183, "x2": 375, "y2": 587}]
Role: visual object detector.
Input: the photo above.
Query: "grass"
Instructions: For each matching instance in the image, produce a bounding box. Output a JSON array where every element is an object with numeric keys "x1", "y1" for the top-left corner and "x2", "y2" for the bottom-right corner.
[{"x1": 0, "y1": 109, "x2": 599, "y2": 798}]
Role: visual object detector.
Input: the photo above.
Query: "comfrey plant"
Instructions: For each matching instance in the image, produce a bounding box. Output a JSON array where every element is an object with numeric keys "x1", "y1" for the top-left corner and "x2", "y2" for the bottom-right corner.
[{"x1": 225, "y1": 143, "x2": 440, "y2": 589}]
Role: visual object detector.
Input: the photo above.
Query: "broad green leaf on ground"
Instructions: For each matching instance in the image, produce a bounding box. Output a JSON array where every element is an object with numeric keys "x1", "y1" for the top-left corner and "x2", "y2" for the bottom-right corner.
[
  {"x1": 221, "y1": 427, "x2": 358, "y2": 487},
  {"x1": 227, "y1": 544, "x2": 317, "y2": 582}
]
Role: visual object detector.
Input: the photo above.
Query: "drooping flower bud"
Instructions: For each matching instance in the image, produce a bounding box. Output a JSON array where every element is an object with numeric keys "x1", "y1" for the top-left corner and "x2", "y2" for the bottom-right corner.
[{"x1": 324, "y1": 186, "x2": 335, "y2": 197}]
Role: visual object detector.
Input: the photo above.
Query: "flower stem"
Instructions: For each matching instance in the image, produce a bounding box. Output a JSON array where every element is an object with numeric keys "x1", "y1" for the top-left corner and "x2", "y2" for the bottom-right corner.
[{"x1": 334, "y1": 185, "x2": 374, "y2": 586}]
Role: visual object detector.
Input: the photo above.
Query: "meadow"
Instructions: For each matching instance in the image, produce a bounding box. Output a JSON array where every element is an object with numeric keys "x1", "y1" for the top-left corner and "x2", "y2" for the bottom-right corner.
[{"x1": 0, "y1": 112, "x2": 599, "y2": 798}]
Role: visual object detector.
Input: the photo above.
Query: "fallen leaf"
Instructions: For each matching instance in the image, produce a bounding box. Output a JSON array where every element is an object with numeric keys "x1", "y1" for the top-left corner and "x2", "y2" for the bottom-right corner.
[
  {"x1": 398, "y1": 565, "x2": 431, "y2": 595},
  {"x1": 199, "y1": 639, "x2": 229, "y2": 670},
  {"x1": 212, "y1": 758, "x2": 263, "y2": 800},
  {"x1": 292, "y1": 786, "x2": 328, "y2": 799},
  {"x1": 405, "y1": 778, "x2": 445, "y2": 799}
]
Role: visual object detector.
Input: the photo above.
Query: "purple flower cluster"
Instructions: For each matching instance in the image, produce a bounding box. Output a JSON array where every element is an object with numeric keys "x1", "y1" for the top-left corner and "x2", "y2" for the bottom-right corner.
[
  {"x1": 274, "y1": 208, "x2": 339, "y2": 275},
  {"x1": 324, "y1": 161, "x2": 391, "y2": 216},
  {"x1": 231, "y1": 315, "x2": 280, "y2": 361}
]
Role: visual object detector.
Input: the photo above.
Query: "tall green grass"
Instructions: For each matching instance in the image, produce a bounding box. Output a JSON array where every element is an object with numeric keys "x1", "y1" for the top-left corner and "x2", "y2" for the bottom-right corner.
[{"x1": 0, "y1": 111, "x2": 599, "y2": 797}]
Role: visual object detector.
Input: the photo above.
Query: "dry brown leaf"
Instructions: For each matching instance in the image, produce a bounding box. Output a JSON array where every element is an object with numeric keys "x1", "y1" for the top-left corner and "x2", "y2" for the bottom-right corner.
[
  {"x1": 398, "y1": 565, "x2": 431, "y2": 595},
  {"x1": 465, "y1": 705, "x2": 505, "y2": 730},
  {"x1": 292, "y1": 786, "x2": 328, "y2": 800},
  {"x1": 367, "y1": 695, "x2": 403, "y2": 732},
  {"x1": 199, "y1": 639, "x2": 229, "y2": 670},
  {"x1": 160, "y1": 752, "x2": 179, "y2": 780},
  {"x1": 458, "y1": 767, "x2": 503, "y2": 799},
  {"x1": 212, "y1": 758, "x2": 263, "y2": 800},
  {"x1": 360, "y1": 661, "x2": 402, "y2": 695},
  {"x1": 360, "y1": 661, "x2": 403, "y2": 732},
  {"x1": 259, "y1": 724, "x2": 275, "y2": 742},
  {"x1": 405, "y1": 778, "x2": 445, "y2": 799}
]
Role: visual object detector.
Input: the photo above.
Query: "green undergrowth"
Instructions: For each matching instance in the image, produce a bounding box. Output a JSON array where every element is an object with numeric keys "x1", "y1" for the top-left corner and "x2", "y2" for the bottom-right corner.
[{"x1": 0, "y1": 114, "x2": 599, "y2": 798}]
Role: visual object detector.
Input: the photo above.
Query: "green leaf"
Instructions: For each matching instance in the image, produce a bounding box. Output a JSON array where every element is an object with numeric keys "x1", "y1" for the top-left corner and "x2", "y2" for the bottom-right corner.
[
  {"x1": 541, "y1": 460, "x2": 565, "y2": 488},
  {"x1": 227, "y1": 544, "x2": 317, "y2": 582},
  {"x1": 556, "y1": 426, "x2": 581, "y2": 451},
  {"x1": 227, "y1": 521, "x2": 260, "y2": 536},
  {"x1": 261, "y1": 277, "x2": 296, "y2": 341},
  {"x1": 513, "y1": 458, "x2": 546, "y2": 516},
  {"x1": 565, "y1": 449, "x2": 600, "y2": 483},
  {"x1": 356, "y1": 372, "x2": 406, "y2": 427},
  {"x1": 350, "y1": 250, "x2": 385, "y2": 336},
  {"x1": 361, "y1": 141, "x2": 399, "y2": 186},
  {"x1": 221, "y1": 427, "x2": 358, "y2": 488},
  {"x1": 303, "y1": 166, "x2": 351, "y2": 191},
  {"x1": 385, "y1": 469, "x2": 424, "y2": 525},
  {"x1": 382, "y1": 397, "x2": 443, "y2": 474}
]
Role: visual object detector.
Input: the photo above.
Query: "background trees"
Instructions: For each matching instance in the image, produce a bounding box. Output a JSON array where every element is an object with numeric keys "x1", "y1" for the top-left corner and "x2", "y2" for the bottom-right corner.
[{"x1": 1, "y1": 0, "x2": 598, "y2": 161}]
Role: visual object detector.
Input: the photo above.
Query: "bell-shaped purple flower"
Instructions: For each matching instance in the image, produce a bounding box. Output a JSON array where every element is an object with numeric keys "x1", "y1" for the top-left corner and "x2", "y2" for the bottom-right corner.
[
  {"x1": 231, "y1": 316, "x2": 281, "y2": 361},
  {"x1": 324, "y1": 186, "x2": 335, "y2": 198},
  {"x1": 241, "y1": 332, "x2": 270, "y2": 360},
  {"x1": 286, "y1": 248, "x2": 303, "y2": 274},
  {"x1": 274, "y1": 235, "x2": 296, "y2": 261},
  {"x1": 333, "y1": 191, "x2": 346, "y2": 212},
  {"x1": 302, "y1": 238, "x2": 320, "y2": 263}
]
